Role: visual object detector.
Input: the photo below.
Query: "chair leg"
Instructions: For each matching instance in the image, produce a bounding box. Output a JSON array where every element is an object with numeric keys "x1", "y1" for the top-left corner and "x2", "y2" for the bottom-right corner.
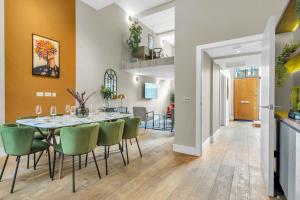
[
  {"x1": 104, "y1": 146, "x2": 108, "y2": 175},
  {"x1": 11, "y1": 156, "x2": 21, "y2": 193},
  {"x1": 27, "y1": 155, "x2": 30, "y2": 169},
  {"x1": 153, "y1": 116, "x2": 155, "y2": 128},
  {"x1": 47, "y1": 149, "x2": 52, "y2": 179},
  {"x1": 145, "y1": 120, "x2": 147, "y2": 129},
  {"x1": 130, "y1": 139, "x2": 132, "y2": 145},
  {"x1": 85, "y1": 153, "x2": 88, "y2": 168},
  {"x1": 125, "y1": 139, "x2": 129, "y2": 164},
  {"x1": 122, "y1": 139, "x2": 124, "y2": 152},
  {"x1": 72, "y1": 155, "x2": 75, "y2": 193},
  {"x1": 91, "y1": 151, "x2": 101, "y2": 179},
  {"x1": 136, "y1": 138, "x2": 143, "y2": 158},
  {"x1": 52, "y1": 150, "x2": 56, "y2": 180},
  {"x1": 58, "y1": 154, "x2": 64, "y2": 179},
  {"x1": 0, "y1": 155, "x2": 9, "y2": 181},
  {"x1": 119, "y1": 143, "x2": 126, "y2": 166}
]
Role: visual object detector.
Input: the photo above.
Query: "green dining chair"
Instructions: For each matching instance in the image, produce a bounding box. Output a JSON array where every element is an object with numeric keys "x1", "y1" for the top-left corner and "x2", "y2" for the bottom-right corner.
[
  {"x1": 122, "y1": 118, "x2": 142, "y2": 164},
  {"x1": 17, "y1": 116, "x2": 50, "y2": 170},
  {"x1": 52, "y1": 123, "x2": 100, "y2": 193},
  {"x1": 0, "y1": 124, "x2": 51, "y2": 193},
  {"x1": 97, "y1": 120, "x2": 126, "y2": 175}
]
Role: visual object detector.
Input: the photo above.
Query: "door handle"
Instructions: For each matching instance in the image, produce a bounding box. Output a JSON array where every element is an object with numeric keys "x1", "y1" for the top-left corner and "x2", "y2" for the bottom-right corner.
[
  {"x1": 260, "y1": 105, "x2": 274, "y2": 110},
  {"x1": 240, "y1": 100, "x2": 250, "y2": 104}
]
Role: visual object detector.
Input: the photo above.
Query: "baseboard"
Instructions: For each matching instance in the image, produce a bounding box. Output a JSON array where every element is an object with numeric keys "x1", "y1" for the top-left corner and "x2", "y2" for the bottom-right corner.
[
  {"x1": 173, "y1": 144, "x2": 200, "y2": 157},
  {"x1": 202, "y1": 137, "x2": 211, "y2": 152},
  {"x1": 0, "y1": 147, "x2": 5, "y2": 157},
  {"x1": 212, "y1": 129, "x2": 221, "y2": 141}
]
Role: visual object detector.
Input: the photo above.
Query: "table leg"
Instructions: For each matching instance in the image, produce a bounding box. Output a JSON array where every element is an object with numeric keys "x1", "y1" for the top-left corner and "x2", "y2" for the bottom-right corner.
[{"x1": 58, "y1": 154, "x2": 64, "y2": 179}]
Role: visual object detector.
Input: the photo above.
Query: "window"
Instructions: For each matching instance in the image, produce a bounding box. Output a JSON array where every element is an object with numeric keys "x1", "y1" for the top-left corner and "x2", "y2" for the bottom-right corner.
[{"x1": 234, "y1": 67, "x2": 259, "y2": 78}]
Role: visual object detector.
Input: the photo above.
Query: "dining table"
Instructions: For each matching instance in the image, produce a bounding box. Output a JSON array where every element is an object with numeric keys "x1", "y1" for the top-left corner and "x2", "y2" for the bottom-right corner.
[
  {"x1": 16, "y1": 112, "x2": 132, "y2": 145},
  {"x1": 16, "y1": 112, "x2": 132, "y2": 179}
]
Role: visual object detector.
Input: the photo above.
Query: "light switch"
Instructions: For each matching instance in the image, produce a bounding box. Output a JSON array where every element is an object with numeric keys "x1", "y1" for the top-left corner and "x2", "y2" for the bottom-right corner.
[
  {"x1": 45, "y1": 92, "x2": 52, "y2": 97},
  {"x1": 183, "y1": 97, "x2": 192, "y2": 101},
  {"x1": 52, "y1": 92, "x2": 56, "y2": 97},
  {"x1": 36, "y1": 92, "x2": 44, "y2": 97}
]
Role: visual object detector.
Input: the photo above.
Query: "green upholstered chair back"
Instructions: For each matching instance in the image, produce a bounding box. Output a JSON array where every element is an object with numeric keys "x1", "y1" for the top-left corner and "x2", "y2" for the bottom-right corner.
[
  {"x1": 0, "y1": 125, "x2": 34, "y2": 156},
  {"x1": 98, "y1": 120, "x2": 125, "y2": 146},
  {"x1": 60, "y1": 123, "x2": 99, "y2": 155},
  {"x1": 123, "y1": 118, "x2": 141, "y2": 139}
]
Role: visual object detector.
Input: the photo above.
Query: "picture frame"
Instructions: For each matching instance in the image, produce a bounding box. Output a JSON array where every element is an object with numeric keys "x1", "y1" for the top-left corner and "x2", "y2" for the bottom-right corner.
[{"x1": 32, "y1": 34, "x2": 60, "y2": 78}]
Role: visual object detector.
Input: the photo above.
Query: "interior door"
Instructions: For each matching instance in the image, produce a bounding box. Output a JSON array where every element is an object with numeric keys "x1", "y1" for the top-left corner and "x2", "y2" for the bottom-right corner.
[
  {"x1": 234, "y1": 78, "x2": 259, "y2": 120},
  {"x1": 260, "y1": 16, "x2": 276, "y2": 197}
]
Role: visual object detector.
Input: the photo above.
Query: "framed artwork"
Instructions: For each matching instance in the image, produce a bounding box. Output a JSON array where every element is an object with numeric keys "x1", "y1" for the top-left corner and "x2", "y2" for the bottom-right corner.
[
  {"x1": 32, "y1": 34, "x2": 60, "y2": 78},
  {"x1": 148, "y1": 34, "x2": 154, "y2": 50}
]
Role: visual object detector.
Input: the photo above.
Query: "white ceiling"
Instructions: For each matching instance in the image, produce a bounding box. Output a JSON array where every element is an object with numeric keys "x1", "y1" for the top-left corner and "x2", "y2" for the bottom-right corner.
[
  {"x1": 206, "y1": 41, "x2": 262, "y2": 58},
  {"x1": 125, "y1": 65, "x2": 174, "y2": 80},
  {"x1": 81, "y1": 0, "x2": 172, "y2": 15},
  {"x1": 139, "y1": 7, "x2": 175, "y2": 34}
]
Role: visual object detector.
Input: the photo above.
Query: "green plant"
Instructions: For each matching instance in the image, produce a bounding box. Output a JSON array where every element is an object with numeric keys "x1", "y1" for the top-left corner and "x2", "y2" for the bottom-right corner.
[
  {"x1": 100, "y1": 86, "x2": 112, "y2": 100},
  {"x1": 127, "y1": 21, "x2": 142, "y2": 52},
  {"x1": 276, "y1": 43, "x2": 300, "y2": 87},
  {"x1": 170, "y1": 90, "x2": 175, "y2": 103},
  {"x1": 296, "y1": 0, "x2": 300, "y2": 19}
]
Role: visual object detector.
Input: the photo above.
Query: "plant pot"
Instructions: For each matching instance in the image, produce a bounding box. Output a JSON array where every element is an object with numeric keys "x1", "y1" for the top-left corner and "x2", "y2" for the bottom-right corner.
[{"x1": 76, "y1": 107, "x2": 89, "y2": 118}]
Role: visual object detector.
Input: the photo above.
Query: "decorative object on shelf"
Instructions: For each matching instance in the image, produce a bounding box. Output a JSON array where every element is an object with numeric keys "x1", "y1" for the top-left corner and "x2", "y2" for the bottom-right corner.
[
  {"x1": 104, "y1": 69, "x2": 117, "y2": 96},
  {"x1": 66, "y1": 88, "x2": 95, "y2": 118},
  {"x1": 276, "y1": 43, "x2": 300, "y2": 87},
  {"x1": 100, "y1": 85, "x2": 112, "y2": 108},
  {"x1": 118, "y1": 94, "x2": 125, "y2": 107},
  {"x1": 32, "y1": 34, "x2": 60, "y2": 78},
  {"x1": 127, "y1": 20, "x2": 143, "y2": 55}
]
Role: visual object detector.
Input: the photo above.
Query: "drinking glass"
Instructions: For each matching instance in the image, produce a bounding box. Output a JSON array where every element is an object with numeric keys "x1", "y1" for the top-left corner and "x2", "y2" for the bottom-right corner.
[
  {"x1": 35, "y1": 105, "x2": 42, "y2": 119},
  {"x1": 65, "y1": 104, "x2": 71, "y2": 116},
  {"x1": 50, "y1": 106, "x2": 57, "y2": 119},
  {"x1": 89, "y1": 104, "x2": 94, "y2": 115},
  {"x1": 70, "y1": 106, "x2": 76, "y2": 116}
]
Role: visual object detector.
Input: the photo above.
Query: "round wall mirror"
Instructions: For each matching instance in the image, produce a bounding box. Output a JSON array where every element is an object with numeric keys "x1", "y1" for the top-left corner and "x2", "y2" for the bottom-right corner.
[{"x1": 104, "y1": 69, "x2": 117, "y2": 96}]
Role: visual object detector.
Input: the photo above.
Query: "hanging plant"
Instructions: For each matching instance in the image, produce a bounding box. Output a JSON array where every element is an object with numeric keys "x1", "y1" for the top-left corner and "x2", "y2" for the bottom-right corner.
[
  {"x1": 276, "y1": 43, "x2": 300, "y2": 87},
  {"x1": 127, "y1": 21, "x2": 143, "y2": 53},
  {"x1": 296, "y1": 0, "x2": 300, "y2": 19}
]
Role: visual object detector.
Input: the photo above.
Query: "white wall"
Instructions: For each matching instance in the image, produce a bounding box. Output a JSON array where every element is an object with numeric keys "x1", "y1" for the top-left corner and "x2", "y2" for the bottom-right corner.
[
  {"x1": 76, "y1": 1, "x2": 172, "y2": 114},
  {"x1": 174, "y1": 0, "x2": 287, "y2": 151},
  {"x1": 212, "y1": 63, "x2": 220, "y2": 133}
]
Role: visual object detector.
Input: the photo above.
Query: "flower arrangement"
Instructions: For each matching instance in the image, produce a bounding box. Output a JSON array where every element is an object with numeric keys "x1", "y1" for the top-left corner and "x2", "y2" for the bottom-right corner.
[
  {"x1": 67, "y1": 88, "x2": 95, "y2": 107},
  {"x1": 127, "y1": 21, "x2": 143, "y2": 52},
  {"x1": 34, "y1": 40, "x2": 57, "y2": 61},
  {"x1": 100, "y1": 86, "x2": 113, "y2": 99}
]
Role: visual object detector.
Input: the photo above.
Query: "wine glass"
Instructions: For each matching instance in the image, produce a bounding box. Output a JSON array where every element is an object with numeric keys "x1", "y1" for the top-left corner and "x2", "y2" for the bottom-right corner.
[
  {"x1": 65, "y1": 104, "x2": 71, "y2": 116},
  {"x1": 35, "y1": 105, "x2": 42, "y2": 120},
  {"x1": 50, "y1": 106, "x2": 57, "y2": 119},
  {"x1": 70, "y1": 106, "x2": 76, "y2": 116}
]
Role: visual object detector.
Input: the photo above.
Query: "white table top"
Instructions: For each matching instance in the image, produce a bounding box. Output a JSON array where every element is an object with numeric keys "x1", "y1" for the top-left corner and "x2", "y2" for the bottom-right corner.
[{"x1": 16, "y1": 112, "x2": 132, "y2": 129}]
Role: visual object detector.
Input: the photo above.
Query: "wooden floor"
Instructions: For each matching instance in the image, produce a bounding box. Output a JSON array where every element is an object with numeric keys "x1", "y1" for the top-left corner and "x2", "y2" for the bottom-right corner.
[{"x1": 0, "y1": 122, "x2": 284, "y2": 200}]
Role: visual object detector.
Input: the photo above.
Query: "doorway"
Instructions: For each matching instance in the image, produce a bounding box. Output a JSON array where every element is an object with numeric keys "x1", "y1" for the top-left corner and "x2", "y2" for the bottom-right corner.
[{"x1": 234, "y1": 77, "x2": 259, "y2": 121}]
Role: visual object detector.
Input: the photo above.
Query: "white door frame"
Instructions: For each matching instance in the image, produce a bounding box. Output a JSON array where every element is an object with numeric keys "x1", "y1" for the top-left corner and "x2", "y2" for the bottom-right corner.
[
  {"x1": 0, "y1": 0, "x2": 4, "y2": 124},
  {"x1": 195, "y1": 34, "x2": 262, "y2": 156}
]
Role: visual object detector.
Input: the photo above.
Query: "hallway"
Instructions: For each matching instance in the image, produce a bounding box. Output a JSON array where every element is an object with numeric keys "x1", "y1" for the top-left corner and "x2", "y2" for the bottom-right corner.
[{"x1": 0, "y1": 122, "x2": 284, "y2": 200}]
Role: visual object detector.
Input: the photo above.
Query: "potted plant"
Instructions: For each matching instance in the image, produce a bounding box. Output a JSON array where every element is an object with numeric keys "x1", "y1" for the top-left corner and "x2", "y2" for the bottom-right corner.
[
  {"x1": 127, "y1": 20, "x2": 143, "y2": 58},
  {"x1": 67, "y1": 88, "x2": 95, "y2": 118},
  {"x1": 100, "y1": 86, "x2": 112, "y2": 108}
]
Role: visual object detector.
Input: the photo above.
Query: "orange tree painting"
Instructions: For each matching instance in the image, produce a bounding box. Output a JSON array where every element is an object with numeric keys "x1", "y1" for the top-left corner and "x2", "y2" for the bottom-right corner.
[{"x1": 32, "y1": 34, "x2": 60, "y2": 78}]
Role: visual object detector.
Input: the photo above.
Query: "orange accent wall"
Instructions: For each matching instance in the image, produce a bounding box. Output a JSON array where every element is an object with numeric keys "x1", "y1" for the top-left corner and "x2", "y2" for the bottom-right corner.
[{"x1": 5, "y1": 0, "x2": 76, "y2": 122}]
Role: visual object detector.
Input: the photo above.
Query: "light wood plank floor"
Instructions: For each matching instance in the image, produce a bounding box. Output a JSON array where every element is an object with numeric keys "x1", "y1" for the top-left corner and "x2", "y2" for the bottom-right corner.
[{"x1": 0, "y1": 122, "x2": 285, "y2": 200}]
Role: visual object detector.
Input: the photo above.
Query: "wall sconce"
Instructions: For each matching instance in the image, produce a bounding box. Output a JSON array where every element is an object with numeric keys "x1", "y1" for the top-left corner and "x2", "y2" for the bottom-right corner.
[{"x1": 134, "y1": 75, "x2": 139, "y2": 83}]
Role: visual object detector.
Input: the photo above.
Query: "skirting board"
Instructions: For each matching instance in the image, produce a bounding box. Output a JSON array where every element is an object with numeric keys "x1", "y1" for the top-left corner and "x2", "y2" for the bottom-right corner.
[
  {"x1": 173, "y1": 144, "x2": 200, "y2": 157},
  {"x1": 202, "y1": 129, "x2": 221, "y2": 153},
  {"x1": 212, "y1": 129, "x2": 221, "y2": 141},
  {"x1": 0, "y1": 147, "x2": 5, "y2": 157}
]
